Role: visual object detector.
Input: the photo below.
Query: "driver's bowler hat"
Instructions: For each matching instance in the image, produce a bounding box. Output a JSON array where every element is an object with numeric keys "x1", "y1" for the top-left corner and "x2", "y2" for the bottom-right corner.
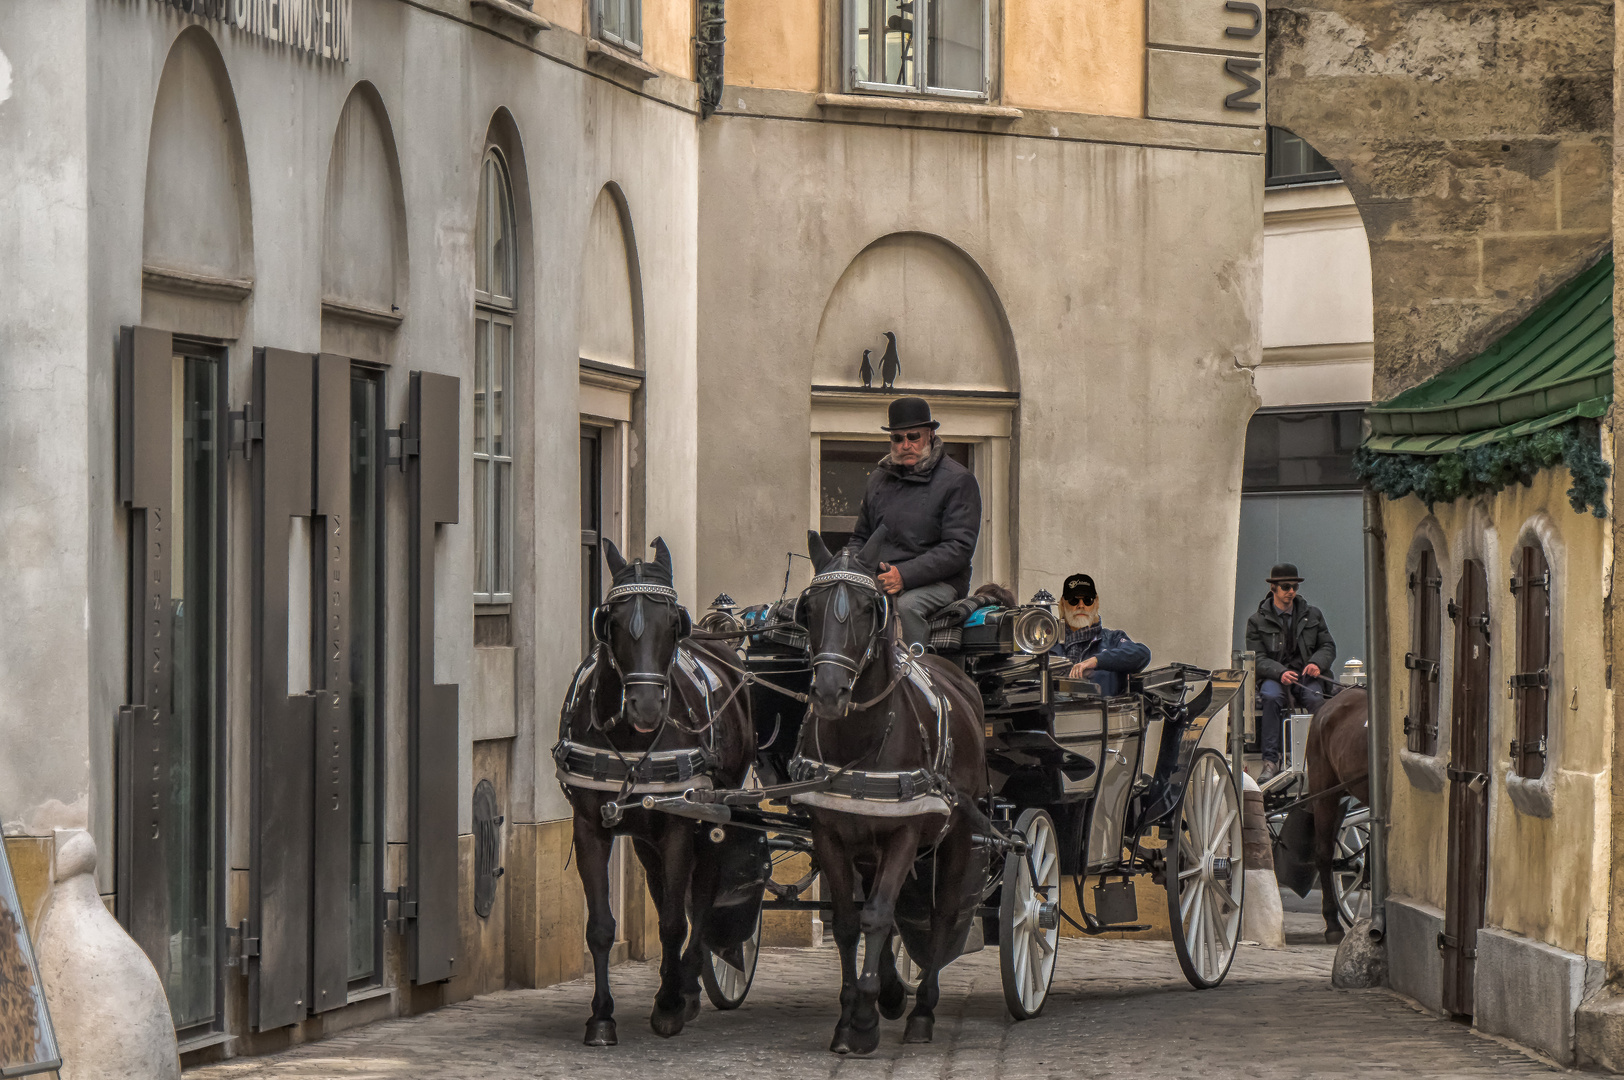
[
  {"x1": 1267, "y1": 563, "x2": 1304, "y2": 584},
  {"x1": 881, "y1": 397, "x2": 940, "y2": 432}
]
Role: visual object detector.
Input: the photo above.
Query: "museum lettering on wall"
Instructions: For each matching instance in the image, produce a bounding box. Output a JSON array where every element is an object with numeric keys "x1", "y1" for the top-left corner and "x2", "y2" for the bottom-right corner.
[
  {"x1": 147, "y1": 0, "x2": 350, "y2": 61},
  {"x1": 1144, "y1": 0, "x2": 1264, "y2": 127}
]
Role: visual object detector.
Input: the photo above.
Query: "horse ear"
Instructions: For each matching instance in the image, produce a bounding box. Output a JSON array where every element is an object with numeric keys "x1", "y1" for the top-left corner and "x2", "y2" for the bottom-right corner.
[
  {"x1": 857, "y1": 524, "x2": 889, "y2": 570},
  {"x1": 602, "y1": 538, "x2": 627, "y2": 577},
  {"x1": 807, "y1": 530, "x2": 833, "y2": 574},
  {"x1": 650, "y1": 536, "x2": 673, "y2": 577}
]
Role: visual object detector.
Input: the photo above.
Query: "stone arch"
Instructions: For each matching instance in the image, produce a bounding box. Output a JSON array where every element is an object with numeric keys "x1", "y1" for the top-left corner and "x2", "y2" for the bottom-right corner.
[
  {"x1": 577, "y1": 183, "x2": 644, "y2": 370},
  {"x1": 811, "y1": 232, "x2": 1016, "y2": 393},
  {"x1": 142, "y1": 26, "x2": 253, "y2": 285},
  {"x1": 321, "y1": 82, "x2": 408, "y2": 320}
]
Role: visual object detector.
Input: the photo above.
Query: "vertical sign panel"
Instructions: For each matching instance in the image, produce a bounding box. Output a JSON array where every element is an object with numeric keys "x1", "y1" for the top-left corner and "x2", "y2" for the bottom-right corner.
[
  {"x1": 116, "y1": 326, "x2": 175, "y2": 983},
  {"x1": 408, "y1": 371, "x2": 460, "y2": 984},
  {"x1": 309, "y1": 354, "x2": 353, "y2": 1011},
  {"x1": 250, "y1": 348, "x2": 317, "y2": 1031}
]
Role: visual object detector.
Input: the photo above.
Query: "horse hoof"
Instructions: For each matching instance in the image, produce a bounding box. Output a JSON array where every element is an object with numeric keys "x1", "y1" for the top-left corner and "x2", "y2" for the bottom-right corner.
[
  {"x1": 650, "y1": 1007, "x2": 686, "y2": 1038},
  {"x1": 1325, "y1": 927, "x2": 1345, "y2": 945},
  {"x1": 829, "y1": 1026, "x2": 853, "y2": 1055},
  {"x1": 844, "y1": 1022, "x2": 881, "y2": 1056},
  {"x1": 584, "y1": 1019, "x2": 618, "y2": 1047},
  {"x1": 877, "y1": 982, "x2": 907, "y2": 1021},
  {"x1": 903, "y1": 1015, "x2": 934, "y2": 1044},
  {"x1": 684, "y1": 993, "x2": 702, "y2": 1022}
]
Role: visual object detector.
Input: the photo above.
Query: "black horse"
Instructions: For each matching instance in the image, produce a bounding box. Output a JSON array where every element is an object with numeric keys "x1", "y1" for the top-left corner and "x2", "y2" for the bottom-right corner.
[
  {"x1": 555, "y1": 538, "x2": 758, "y2": 1045},
  {"x1": 794, "y1": 529, "x2": 990, "y2": 1054}
]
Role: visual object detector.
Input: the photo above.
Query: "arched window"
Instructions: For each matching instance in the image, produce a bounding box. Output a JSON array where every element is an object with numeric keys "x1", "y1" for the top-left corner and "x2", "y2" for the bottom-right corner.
[
  {"x1": 1405, "y1": 542, "x2": 1442, "y2": 756},
  {"x1": 474, "y1": 149, "x2": 515, "y2": 604},
  {"x1": 1511, "y1": 542, "x2": 1551, "y2": 778}
]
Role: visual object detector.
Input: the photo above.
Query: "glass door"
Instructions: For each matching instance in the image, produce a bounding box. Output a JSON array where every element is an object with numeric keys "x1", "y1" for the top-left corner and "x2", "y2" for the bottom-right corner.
[
  {"x1": 167, "y1": 351, "x2": 223, "y2": 1034},
  {"x1": 347, "y1": 369, "x2": 384, "y2": 985}
]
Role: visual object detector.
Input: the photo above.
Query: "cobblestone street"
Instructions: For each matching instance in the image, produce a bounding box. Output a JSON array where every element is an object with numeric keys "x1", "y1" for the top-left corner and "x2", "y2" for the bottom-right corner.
[{"x1": 190, "y1": 906, "x2": 1559, "y2": 1079}]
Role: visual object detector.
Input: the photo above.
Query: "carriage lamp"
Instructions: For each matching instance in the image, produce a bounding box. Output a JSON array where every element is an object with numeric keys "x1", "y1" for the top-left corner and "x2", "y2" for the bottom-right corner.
[
  {"x1": 1012, "y1": 607, "x2": 1060, "y2": 655},
  {"x1": 710, "y1": 593, "x2": 735, "y2": 611},
  {"x1": 1028, "y1": 588, "x2": 1056, "y2": 608}
]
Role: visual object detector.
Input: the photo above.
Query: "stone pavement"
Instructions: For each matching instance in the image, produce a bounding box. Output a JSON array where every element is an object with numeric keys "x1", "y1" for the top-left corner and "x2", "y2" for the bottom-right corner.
[{"x1": 190, "y1": 907, "x2": 1559, "y2": 1079}]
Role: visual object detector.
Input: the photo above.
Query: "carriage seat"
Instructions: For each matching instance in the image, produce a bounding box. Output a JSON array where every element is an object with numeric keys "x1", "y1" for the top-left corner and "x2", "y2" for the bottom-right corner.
[{"x1": 926, "y1": 595, "x2": 1001, "y2": 652}]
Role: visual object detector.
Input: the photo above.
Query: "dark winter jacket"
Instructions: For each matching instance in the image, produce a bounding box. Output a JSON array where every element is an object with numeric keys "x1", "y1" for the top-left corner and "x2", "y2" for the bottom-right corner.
[
  {"x1": 1050, "y1": 624, "x2": 1151, "y2": 697},
  {"x1": 845, "y1": 439, "x2": 982, "y2": 597},
  {"x1": 1244, "y1": 594, "x2": 1335, "y2": 684}
]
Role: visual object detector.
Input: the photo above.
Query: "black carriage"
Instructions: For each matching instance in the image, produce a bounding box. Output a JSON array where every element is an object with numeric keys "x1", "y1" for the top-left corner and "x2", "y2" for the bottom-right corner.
[{"x1": 635, "y1": 594, "x2": 1249, "y2": 1018}]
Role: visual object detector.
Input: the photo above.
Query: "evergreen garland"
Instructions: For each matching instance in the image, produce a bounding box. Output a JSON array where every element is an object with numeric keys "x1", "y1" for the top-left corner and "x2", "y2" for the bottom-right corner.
[{"x1": 1352, "y1": 418, "x2": 1611, "y2": 518}]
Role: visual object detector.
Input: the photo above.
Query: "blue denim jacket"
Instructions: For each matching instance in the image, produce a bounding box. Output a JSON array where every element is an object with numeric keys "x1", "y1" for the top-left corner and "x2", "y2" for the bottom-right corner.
[{"x1": 1050, "y1": 624, "x2": 1152, "y2": 697}]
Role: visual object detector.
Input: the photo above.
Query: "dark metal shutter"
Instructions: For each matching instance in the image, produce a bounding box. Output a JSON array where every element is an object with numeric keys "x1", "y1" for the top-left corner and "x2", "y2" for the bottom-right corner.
[
  {"x1": 309, "y1": 353, "x2": 354, "y2": 1012},
  {"x1": 1406, "y1": 547, "x2": 1442, "y2": 755},
  {"x1": 116, "y1": 326, "x2": 176, "y2": 981},
  {"x1": 250, "y1": 347, "x2": 317, "y2": 1031},
  {"x1": 407, "y1": 371, "x2": 461, "y2": 984}
]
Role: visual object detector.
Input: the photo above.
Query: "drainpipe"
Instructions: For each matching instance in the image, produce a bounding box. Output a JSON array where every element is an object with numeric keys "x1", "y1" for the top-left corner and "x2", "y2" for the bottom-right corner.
[
  {"x1": 696, "y1": 0, "x2": 726, "y2": 118},
  {"x1": 1364, "y1": 489, "x2": 1390, "y2": 941}
]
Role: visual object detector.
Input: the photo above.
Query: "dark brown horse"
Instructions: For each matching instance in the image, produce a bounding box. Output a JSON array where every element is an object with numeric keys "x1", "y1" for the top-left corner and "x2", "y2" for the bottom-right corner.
[
  {"x1": 1305, "y1": 686, "x2": 1370, "y2": 943},
  {"x1": 796, "y1": 531, "x2": 990, "y2": 1055},
  {"x1": 555, "y1": 539, "x2": 757, "y2": 1045}
]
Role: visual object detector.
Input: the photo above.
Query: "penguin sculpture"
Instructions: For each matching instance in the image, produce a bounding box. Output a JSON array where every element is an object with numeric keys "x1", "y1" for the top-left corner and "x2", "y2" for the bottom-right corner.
[
  {"x1": 878, "y1": 331, "x2": 901, "y2": 389},
  {"x1": 859, "y1": 349, "x2": 874, "y2": 388}
]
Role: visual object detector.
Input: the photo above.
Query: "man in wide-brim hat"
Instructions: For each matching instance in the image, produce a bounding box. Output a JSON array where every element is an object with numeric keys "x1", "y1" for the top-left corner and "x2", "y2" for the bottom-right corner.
[
  {"x1": 843, "y1": 397, "x2": 982, "y2": 648},
  {"x1": 1244, "y1": 563, "x2": 1336, "y2": 782}
]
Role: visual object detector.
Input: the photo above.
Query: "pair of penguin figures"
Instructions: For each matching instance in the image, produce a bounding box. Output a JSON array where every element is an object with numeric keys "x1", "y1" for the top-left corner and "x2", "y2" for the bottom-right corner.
[{"x1": 860, "y1": 330, "x2": 901, "y2": 390}]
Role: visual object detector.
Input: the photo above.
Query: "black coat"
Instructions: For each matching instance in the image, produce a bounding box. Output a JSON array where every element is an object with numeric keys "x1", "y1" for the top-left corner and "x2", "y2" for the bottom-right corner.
[
  {"x1": 1244, "y1": 594, "x2": 1336, "y2": 684},
  {"x1": 846, "y1": 450, "x2": 982, "y2": 597}
]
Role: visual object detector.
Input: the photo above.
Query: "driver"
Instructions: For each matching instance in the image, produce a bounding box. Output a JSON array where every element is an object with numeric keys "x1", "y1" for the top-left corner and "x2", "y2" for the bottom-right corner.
[
  {"x1": 1050, "y1": 573, "x2": 1150, "y2": 696},
  {"x1": 844, "y1": 396, "x2": 982, "y2": 648}
]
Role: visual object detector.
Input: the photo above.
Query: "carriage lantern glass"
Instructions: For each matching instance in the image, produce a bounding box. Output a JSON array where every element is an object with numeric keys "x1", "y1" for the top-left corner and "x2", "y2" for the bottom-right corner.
[{"x1": 1012, "y1": 607, "x2": 1059, "y2": 654}]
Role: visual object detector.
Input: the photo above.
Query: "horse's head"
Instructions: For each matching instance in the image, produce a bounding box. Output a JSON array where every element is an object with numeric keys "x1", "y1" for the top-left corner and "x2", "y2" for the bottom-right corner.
[
  {"x1": 800, "y1": 527, "x2": 891, "y2": 721},
  {"x1": 593, "y1": 537, "x2": 692, "y2": 733}
]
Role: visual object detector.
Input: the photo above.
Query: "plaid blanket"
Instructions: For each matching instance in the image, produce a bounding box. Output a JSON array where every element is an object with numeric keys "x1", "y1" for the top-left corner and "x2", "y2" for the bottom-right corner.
[{"x1": 926, "y1": 595, "x2": 999, "y2": 652}]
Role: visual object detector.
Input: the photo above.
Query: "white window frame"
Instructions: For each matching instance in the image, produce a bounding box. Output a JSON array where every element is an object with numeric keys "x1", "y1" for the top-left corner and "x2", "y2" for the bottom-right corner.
[
  {"x1": 593, "y1": 0, "x2": 642, "y2": 53},
  {"x1": 845, "y1": 0, "x2": 989, "y2": 101},
  {"x1": 474, "y1": 148, "x2": 516, "y2": 606}
]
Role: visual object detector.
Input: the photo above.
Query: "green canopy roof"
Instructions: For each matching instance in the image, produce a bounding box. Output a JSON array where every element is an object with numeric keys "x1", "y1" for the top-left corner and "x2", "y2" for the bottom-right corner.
[{"x1": 1364, "y1": 255, "x2": 1614, "y2": 455}]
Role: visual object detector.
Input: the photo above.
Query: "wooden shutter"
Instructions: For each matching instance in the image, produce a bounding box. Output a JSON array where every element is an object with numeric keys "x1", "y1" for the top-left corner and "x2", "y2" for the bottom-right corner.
[
  {"x1": 1406, "y1": 547, "x2": 1443, "y2": 755},
  {"x1": 1442, "y1": 558, "x2": 1491, "y2": 1018},
  {"x1": 1512, "y1": 544, "x2": 1551, "y2": 779},
  {"x1": 407, "y1": 371, "x2": 461, "y2": 984},
  {"x1": 250, "y1": 347, "x2": 318, "y2": 1031},
  {"x1": 115, "y1": 326, "x2": 176, "y2": 981}
]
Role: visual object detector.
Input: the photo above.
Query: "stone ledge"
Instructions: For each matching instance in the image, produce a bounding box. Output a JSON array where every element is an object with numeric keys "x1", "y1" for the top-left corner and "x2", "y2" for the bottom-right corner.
[
  {"x1": 1399, "y1": 748, "x2": 1447, "y2": 793},
  {"x1": 815, "y1": 92, "x2": 1022, "y2": 120},
  {"x1": 469, "y1": 0, "x2": 549, "y2": 36},
  {"x1": 586, "y1": 39, "x2": 660, "y2": 82}
]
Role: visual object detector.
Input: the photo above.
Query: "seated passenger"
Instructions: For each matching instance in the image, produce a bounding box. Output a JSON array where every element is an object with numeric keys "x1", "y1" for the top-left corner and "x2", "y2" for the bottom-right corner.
[{"x1": 1049, "y1": 573, "x2": 1150, "y2": 696}]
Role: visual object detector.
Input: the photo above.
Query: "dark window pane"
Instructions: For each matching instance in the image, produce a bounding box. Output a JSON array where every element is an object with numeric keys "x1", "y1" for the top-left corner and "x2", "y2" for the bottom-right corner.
[
  {"x1": 1265, "y1": 126, "x2": 1340, "y2": 187},
  {"x1": 1242, "y1": 409, "x2": 1362, "y2": 492},
  {"x1": 348, "y1": 371, "x2": 381, "y2": 982},
  {"x1": 820, "y1": 438, "x2": 970, "y2": 550}
]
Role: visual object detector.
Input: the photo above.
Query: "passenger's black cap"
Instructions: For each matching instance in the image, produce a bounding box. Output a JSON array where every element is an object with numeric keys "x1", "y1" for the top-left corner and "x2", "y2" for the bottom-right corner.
[
  {"x1": 881, "y1": 397, "x2": 939, "y2": 432},
  {"x1": 1061, "y1": 574, "x2": 1097, "y2": 605}
]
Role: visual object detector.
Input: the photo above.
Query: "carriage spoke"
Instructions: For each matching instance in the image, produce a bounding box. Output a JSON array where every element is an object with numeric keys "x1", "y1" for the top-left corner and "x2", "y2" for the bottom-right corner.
[
  {"x1": 1178, "y1": 865, "x2": 1202, "y2": 880},
  {"x1": 1205, "y1": 807, "x2": 1237, "y2": 856}
]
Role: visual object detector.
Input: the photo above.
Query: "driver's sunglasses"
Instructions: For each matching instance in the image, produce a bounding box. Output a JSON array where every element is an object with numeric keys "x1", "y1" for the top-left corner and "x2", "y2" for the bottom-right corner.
[
  {"x1": 889, "y1": 430, "x2": 929, "y2": 444},
  {"x1": 1276, "y1": 583, "x2": 1299, "y2": 592}
]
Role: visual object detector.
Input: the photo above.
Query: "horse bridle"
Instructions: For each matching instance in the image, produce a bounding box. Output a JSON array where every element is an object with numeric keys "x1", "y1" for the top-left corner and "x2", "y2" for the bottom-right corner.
[
  {"x1": 592, "y1": 580, "x2": 689, "y2": 726},
  {"x1": 800, "y1": 568, "x2": 892, "y2": 697}
]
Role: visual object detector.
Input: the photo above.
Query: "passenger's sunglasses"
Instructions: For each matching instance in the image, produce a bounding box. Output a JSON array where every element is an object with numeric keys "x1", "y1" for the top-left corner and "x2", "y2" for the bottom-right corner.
[{"x1": 889, "y1": 430, "x2": 929, "y2": 444}]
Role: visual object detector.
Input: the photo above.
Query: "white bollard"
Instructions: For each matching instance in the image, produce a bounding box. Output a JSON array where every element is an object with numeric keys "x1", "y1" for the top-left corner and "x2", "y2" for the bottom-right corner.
[
  {"x1": 37, "y1": 830, "x2": 180, "y2": 1080},
  {"x1": 1239, "y1": 772, "x2": 1285, "y2": 949}
]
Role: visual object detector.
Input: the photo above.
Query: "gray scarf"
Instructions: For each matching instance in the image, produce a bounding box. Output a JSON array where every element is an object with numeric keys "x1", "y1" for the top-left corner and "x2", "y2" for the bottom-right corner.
[{"x1": 879, "y1": 435, "x2": 944, "y2": 478}]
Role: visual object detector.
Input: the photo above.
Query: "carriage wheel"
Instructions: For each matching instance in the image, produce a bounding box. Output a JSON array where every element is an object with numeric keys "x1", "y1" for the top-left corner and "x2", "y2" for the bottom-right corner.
[
  {"x1": 1332, "y1": 812, "x2": 1372, "y2": 927},
  {"x1": 700, "y1": 910, "x2": 761, "y2": 1010},
  {"x1": 1165, "y1": 749, "x2": 1244, "y2": 990},
  {"x1": 1000, "y1": 808, "x2": 1060, "y2": 1020}
]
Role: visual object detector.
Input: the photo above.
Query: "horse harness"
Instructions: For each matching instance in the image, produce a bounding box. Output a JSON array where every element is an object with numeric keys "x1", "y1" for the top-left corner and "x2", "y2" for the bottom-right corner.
[{"x1": 788, "y1": 566, "x2": 957, "y2": 817}]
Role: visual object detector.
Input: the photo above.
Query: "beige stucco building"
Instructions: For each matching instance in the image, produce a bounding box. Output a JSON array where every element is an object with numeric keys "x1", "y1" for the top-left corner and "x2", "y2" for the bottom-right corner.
[{"x1": 0, "y1": 0, "x2": 1267, "y2": 1068}]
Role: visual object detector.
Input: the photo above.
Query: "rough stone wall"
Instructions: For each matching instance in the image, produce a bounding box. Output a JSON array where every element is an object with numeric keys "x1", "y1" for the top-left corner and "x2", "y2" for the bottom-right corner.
[{"x1": 1265, "y1": 0, "x2": 1614, "y2": 400}]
